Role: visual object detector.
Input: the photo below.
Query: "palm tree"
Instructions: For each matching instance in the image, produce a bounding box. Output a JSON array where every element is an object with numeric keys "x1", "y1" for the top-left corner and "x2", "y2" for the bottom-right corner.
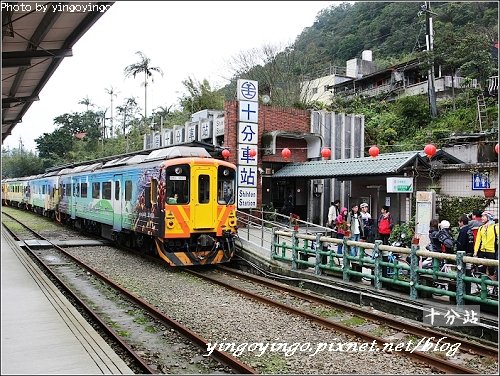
[
  {"x1": 124, "y1": 51, "x2": 163, "y2": 123},
  {"x1": 78, "y1": 95, "x2": 94, "y2": 112}
]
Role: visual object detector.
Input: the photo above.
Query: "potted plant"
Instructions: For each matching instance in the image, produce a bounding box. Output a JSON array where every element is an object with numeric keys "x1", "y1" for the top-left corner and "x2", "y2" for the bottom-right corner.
[{"x1": 483, "y1": 187, "x2": 496, "y2": 198}]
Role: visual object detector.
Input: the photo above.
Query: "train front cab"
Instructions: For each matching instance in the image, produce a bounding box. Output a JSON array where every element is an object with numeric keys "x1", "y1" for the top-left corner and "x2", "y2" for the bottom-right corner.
[{"x1": 154, "y1": 158, "x2": 237, "y2": 266}]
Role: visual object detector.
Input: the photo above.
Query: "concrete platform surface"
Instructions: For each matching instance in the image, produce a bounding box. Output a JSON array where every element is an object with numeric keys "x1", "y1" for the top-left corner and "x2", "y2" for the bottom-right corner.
[{"x1": 1, "y1": 227, "x2": 133, "y2": 375}]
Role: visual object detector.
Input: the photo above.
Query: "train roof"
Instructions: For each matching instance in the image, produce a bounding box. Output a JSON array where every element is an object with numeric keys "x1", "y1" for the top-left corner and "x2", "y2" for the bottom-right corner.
[
  {"x1": 144, "y1": 146, "x2": 211, "y2": 162},
  {"x1": 43, "y1": 142, "x2": 222, "y2": 173}
]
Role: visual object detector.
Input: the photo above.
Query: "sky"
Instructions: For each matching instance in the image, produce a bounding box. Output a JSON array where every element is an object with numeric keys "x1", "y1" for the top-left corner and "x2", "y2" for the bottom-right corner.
[{"x1": 3, "y1": 1, "x2": 344, "y2": 152}]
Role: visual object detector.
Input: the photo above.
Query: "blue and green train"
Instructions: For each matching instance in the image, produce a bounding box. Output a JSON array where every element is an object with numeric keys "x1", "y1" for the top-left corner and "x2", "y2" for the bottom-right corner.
[{"x1": 2, "y1": 146, "x2": 238, "y2": 266}]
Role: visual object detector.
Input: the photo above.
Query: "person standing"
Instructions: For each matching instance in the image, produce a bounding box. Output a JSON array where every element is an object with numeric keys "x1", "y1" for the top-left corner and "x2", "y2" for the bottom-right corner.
[
  {"x1": 474, "y1": 211, "x2": 499, "y2": 279},
  {"x1": 456, "y1": 215, "x2": 474, "y2": 256},
  {"x1": 456, "y1": 214, "x2": 474, "y2": 295},
  {"x1": 347, "y1": 204, "x2": 364, "y2": 257},
  {"x1": 436, "y1": 220, "x2": 455, "y2": 254},
  {"x1": 327, "y1": 199, "x2": 341, "y2": 229},
  {"x1": 335, "y1": 207, "x2": 349, "y2": 255},
  {"x1": 377, "y1": 205, "x2": 393, "y2": 245},
  {"x1": 359, "y1": 202, "x2": 373, "y2": 242},
  {"x1": 469, "y1": 210, "x2": 483, "y2": 245}
]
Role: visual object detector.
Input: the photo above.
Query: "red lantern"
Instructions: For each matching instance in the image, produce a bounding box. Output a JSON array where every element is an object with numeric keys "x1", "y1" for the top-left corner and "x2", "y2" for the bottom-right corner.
[
  {"x1": 424, "y1": 144, "x2": 437, "y2": 158},
  {"x1": 368, "y1": 145, "x2": 380, "y2": 158},
  {"x1": 321, "y1": 147, "x2": 331, "y2": 159},
  {"x1": 281, "y1": 148, "x2": 291, "y2": 160},
  {"x1": 249, "y1": 148, "x2": 257, "y2": 157},
  {"x1": 495, "y1": 143, "x2": 499, "y2": 154},
  {"x1": 221, "y1": 149, "x2": 230, "y2": 159}
]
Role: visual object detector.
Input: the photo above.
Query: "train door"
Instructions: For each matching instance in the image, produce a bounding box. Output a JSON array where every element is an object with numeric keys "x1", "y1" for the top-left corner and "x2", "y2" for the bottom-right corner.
[
  {"x1": 113, "y1": 174, "x2": 123, "y2": 231},
  {"x1": 111, "y1": 174, "x2": 123, "y2": 231},
  {"x1": 193, "y1": 167, "x2": 213, "y2": 229},
  {"x1": 70, "y1": 177, "x2": 77, "y2": 219}
]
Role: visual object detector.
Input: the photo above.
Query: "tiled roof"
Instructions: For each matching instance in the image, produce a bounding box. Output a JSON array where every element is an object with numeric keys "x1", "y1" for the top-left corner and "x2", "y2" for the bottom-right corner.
[{"x1": 272, "y1": 150, "x2": 463, "y2": 179}]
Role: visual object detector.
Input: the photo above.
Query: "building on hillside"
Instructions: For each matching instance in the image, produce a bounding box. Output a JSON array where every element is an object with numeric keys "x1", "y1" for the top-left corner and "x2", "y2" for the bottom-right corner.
[{"x1": 300, "y1": 51, "x2": 480, "y2": 105}]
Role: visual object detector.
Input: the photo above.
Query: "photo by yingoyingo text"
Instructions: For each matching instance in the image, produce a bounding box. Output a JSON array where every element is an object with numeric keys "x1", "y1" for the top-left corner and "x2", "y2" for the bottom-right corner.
[{"x1": 205, "y1": 337, "x2": 461, "y2": 358}]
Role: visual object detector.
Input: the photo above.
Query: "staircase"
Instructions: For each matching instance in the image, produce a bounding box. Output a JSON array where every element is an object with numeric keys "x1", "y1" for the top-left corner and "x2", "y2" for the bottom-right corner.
[{"x1": 476, "y1": 92, "x2": 488, "y2": 131}]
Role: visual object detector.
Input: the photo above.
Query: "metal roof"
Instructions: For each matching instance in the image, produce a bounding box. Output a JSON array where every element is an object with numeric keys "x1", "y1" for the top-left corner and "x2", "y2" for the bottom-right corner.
[
  {"x1": 2, "y1": 1, "x2": 114, "y2": 143},
  {"x1": 272, "y1": 150, "x2": 464, "y2": 179}
]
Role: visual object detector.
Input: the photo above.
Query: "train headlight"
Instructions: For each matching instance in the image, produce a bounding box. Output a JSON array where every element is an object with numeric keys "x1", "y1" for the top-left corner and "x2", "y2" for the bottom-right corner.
[
  {"x1": 223, "y1": 169, "x2": 230, "y2": 176},
  {"x1": 175, "y1": 167, "x2": 183, "y2": 175}
]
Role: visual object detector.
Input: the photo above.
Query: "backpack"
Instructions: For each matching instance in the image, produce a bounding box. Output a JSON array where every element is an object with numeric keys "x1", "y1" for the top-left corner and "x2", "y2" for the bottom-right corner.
[
  {"x1": 437, "y1": 230, "x2": 454, "y2": 253},
  {"x1": 378, "y1": 215, "x2": 391, "y2": 234}
]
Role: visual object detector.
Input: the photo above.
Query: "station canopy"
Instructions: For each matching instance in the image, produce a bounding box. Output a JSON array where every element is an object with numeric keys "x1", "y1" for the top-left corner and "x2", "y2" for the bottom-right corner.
[
  {"x1": 2, "y1": 2, "x2": 114, "y2": 143},
  {"x1": 272, "y1": 150, "x2": 464, "y2": 180}
]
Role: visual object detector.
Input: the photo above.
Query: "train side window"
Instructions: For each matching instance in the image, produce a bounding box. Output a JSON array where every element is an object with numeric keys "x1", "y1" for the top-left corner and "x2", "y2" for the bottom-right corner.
[
  {"x1": 217, "y1": 166, "x2": 236, "y2": 204},
  {"x1": 92, "y1": 182, "x2": 100, "y2": 199},
  {"x1": 144, "y1": 185, "x2": 151, "y2": 209},
  {"x1": 198, "y1": 175, "x2": 210, "y2": 204},
  {"x1": 151, "y1": 179, "x2": 158, "y2": 204},
  {"x1": 42, "y1": 185, "x2": 46, "y2": 195},
  {"x1": 73, "y1": 183, "x2": 80, "y2": 197},
  {"x1": 125, "y1": 180, "x2": 132, "y2": 201},
  {"x1": 60, "y1": 184, "x2": 64, "y2": 197},
  {"x1": 65, "y1": 183, "x2": 71, "y2": 197},
  {"x1": 115, "y1": 180, "x2": 120, "y2": 200},
  {"x1": 102, "y1": 182, "x2": 111, "y2": 200},
  {"x1": 81, "y1": 183, "x2": 88, "y2": 198}
]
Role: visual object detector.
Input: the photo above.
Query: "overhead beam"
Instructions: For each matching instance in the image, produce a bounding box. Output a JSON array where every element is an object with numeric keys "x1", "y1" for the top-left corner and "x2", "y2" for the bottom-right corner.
[
  {"x1": 2, "y1": 95, "x2": 40, "y2": 108},
  {"x1": 3, "y1": 48, "x2": 73, "y2": 60}
]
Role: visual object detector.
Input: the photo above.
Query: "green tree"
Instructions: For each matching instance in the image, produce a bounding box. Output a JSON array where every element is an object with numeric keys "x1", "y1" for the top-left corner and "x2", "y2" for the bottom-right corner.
[
  {"x1": 178, "y1": 77, "x2": 224, "y2": 114},
  {"x1": 1, "y1": 148, "x2": 45, "y2": 178},
  {"x1": 124, "y1": 51, "x2": 163, "y2": 122},
  {"x1": 35, "y1": 127, "x2": 74, "y2": 163}
]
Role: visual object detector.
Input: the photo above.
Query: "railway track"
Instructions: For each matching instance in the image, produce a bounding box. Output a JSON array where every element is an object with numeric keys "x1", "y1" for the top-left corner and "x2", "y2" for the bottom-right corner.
[
  {"x1": 2, "y1": 210, "x2": 256, "y2": 374},
  {"x1": 3, "y1": 207, "x2": 497, "y2": 374},
  {"x1": 184, "y1": 266, "x2": 497, "y2": 375},
  {"x1": 216, "y1": 265, "x2": 498, "y2": 358}
]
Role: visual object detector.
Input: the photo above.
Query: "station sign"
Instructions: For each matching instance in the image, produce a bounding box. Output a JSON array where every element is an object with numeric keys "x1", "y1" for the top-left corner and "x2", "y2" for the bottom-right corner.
[
  {"x1": 386, "y1": 177, "x2": 413, "y2": 193},
  {"x1": 237, "y1": 187, "x2": 257, "y2": 209}
]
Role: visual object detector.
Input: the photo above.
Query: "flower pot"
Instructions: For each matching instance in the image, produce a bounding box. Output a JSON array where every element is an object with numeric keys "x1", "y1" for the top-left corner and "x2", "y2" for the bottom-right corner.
[{"x1": 483, "y1": 188, "x2": 496, "y2": 198}]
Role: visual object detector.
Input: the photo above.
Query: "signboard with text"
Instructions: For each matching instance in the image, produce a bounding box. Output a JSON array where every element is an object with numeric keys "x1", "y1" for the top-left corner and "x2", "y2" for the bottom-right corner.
[
  {"x1": 387, "y1": 177, "x2": 413, "y2": 193},
  {"x1": 237, "y1": 187, "x2": 257, "y2": 209}
]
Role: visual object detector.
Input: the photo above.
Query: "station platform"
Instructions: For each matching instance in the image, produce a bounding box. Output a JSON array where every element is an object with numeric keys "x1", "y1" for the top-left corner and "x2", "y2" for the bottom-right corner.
[{"x1": 1, "y1": 226, "x2": 133, "y2": 375}]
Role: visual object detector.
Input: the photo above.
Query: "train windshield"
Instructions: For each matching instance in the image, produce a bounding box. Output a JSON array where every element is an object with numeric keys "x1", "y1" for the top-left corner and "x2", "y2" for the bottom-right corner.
[
  {"x1": 165, "y1": 164, "x2": 190, "y2": 204},
  {"x1": 217, "y1": 166, "x2": 236, "y2": 205}
]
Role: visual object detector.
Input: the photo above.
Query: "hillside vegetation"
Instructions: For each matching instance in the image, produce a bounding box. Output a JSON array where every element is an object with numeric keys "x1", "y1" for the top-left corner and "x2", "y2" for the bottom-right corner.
[{"x1": 2, "y1": 2, "x2": 498, "y2": 177}]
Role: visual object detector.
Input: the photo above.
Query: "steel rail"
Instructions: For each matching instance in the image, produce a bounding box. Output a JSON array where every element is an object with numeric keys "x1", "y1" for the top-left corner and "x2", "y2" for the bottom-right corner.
[
  {"x1": 187, "y1": 268, "x2": 478, "y2": 375},
  {"x1": 1, "y1": 215, "x2": 156, "y2": 374},
  {"x1": 2, "y1": 211, "x2": 256, "y2": 375},
  {"x1": 216, "y1": 265, "x2": 498, "y2": 359}
]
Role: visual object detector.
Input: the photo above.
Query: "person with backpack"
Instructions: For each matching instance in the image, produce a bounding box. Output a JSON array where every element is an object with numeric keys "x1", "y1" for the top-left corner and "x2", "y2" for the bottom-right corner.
[
  {"x1": 474, "y1": 211, "x2": 499, "y2": 280},
  {"x1": 327, "y1": 199, "x2": 341, "y2": 230},
  {"x1": 469, "y1": 209, "x2": 483, "y2": 245},
  {"x1": 456, "y1": 214, "x2": 475, "y2": 295},
  {"x1": 456, "y1": 215, "x2": 474, "y2": 256},
  {"x1": 359, "y1": 202, "x2": 373, "y2": 242},
  {"x1": 436, "y1": 220, "x2": 455, "y2": 254},
  {"x1": 377, "y1": 205, "x2": 393, "y2": 245},
  {"x1": 346, "y1": 204, "x2": 364, "y2": 257}
]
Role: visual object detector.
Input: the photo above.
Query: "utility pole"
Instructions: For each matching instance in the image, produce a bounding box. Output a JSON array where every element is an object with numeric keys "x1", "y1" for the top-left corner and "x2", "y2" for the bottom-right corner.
[
  {"x1": 424, "y1": 1, "x2": 438, "y2": 118},
  {"x1": 105, "y1": 86, "x2": 118, "y2": 138}
]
